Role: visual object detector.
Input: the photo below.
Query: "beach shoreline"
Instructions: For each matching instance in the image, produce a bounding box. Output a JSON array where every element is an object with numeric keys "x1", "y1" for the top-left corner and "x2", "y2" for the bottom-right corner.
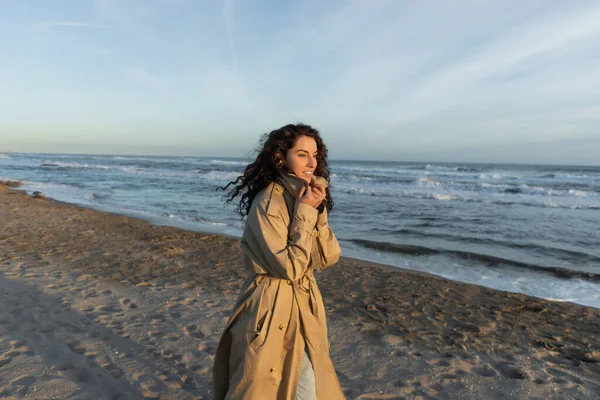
[{"x1": 1, "y1": 181, "x2": 599, "y2": 399}]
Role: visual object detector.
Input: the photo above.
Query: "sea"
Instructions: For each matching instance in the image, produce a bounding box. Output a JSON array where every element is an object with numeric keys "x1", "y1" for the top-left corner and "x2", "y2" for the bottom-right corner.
[{"x1": 1, "y1": 152, "x2": 599, "y2": 309}]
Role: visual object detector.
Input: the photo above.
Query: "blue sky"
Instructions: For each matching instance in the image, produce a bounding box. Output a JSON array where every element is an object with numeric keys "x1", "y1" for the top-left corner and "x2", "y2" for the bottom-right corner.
[{"x1": 1, "y1": 0, "x2": 599, "y2": 165}]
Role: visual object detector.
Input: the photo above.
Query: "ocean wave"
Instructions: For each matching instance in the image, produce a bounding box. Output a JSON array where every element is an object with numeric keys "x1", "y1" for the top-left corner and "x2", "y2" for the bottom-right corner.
[
  {"x1": 335, "y1": 183, "x2": 600, "y2": 209},
  {"x1": 331, "y1": 173, "x2": 416, "y2": 185},
  {"x1": 41, "y1": 161, "x2": 202, "y2": 179},
  {"x1": 44, "y1": 161, "x2": 113, "y2": 170},
  {"x1": 386, "y1": 229, "x2": 600, "y2": 263},
  {"x1": 0, "y1": 154, "x2": 10, "y2": 159},
  {"x1": 418, "y1": 177, "x2": 442, "y2": 188},
  {"x1": 190, "y1": 215, "x2": 227, "y2": 226},
  {"x1": 334, "y1": 164, "x2": 416, "y2": 176},
  {"x1": 21, "y1": 180, "x2": 84, "y2": 190},
  {"x1": 405, "y1": 177, "x2": 596, "y2": 199},
  {"x1": 198, "y1": 170, "x2": 241, "y2": 182},
  {"x1": 433, "y1": 193, "x2": 456, "y2": 201},
  {"x1": 209, "y1": 159, "x2": 247, "y2": 167},
  {"x1": 478, "y1": 172, "x2": 519, "y2": 180},
  {"x1": 425, "y1": 164, "x2": 480, "y2": 173},
  {"x1": 347, "y1": 239, "x2": 600, "y2": 283},
  {"x1": 85, "y1": 193, "x2": 110, "y2": 201}
]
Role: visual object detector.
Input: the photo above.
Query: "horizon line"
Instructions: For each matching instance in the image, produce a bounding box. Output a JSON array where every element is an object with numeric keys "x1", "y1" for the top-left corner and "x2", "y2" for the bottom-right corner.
[{"x1": 1, "y1": 150, "x2": 598, "y2": 169}]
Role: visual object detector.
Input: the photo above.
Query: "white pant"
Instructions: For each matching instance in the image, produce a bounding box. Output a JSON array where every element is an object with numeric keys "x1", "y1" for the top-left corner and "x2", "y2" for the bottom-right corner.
[{"x1": 296, "y1": 350, "x2": 317, "y2": 400}]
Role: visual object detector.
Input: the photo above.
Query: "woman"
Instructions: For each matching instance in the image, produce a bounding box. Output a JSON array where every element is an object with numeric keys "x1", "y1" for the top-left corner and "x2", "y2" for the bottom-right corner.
[{"x1": 213, "y1": 123, "x2": 345, "y2": 399}]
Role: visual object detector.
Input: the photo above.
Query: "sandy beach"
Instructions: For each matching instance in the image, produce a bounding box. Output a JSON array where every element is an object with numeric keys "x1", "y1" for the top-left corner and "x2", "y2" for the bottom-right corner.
[{"x1": 1, "y1": 180, "x2": 599, "y2": 399}]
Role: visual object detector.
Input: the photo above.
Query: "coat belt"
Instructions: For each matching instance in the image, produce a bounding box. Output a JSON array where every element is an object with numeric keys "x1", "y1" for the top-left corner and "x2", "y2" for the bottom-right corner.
[{"x1": 253, "y1": 272, "x2": 319, "y2": 320}]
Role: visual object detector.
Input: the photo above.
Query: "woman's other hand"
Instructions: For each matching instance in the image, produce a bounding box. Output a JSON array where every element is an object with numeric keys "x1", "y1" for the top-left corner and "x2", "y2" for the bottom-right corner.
[{"x1": 298, "y1": 185, "x2": 326, "y2": 209}]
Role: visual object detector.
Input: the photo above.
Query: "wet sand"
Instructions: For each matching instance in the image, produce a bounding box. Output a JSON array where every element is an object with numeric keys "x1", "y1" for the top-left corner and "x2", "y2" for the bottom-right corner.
[{"x1": 1, "y1": 181, "x2": 599, "y2": 399}]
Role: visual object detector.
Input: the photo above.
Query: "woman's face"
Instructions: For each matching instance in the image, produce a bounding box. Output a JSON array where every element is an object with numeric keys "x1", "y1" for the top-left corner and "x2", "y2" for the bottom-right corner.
[{"x1": 283, "y1": 135, "x2": 318, "y2": 183}]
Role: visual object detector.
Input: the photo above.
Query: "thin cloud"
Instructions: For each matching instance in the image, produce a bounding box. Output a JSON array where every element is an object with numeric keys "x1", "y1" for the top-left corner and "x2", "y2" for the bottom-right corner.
[
  {"x1": 124, "y1": 66, "x2": 169, "y2": 90},
  {"x1": 222, "y1": 0, "x2": 239, "y2": 69},
  {"x1": 48, "y1": 21, "x2": 109, "y2": 29},
  {"x1": 411, "y1": 5, "x2": 600, "y2": 103}
]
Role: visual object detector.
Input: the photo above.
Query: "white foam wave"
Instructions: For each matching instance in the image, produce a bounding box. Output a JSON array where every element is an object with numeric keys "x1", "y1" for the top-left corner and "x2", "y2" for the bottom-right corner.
[
  {"x1": 334, "y1": 164, "x2": 421, "y2": 177},
  {"x1": 209, "y1": 160, "x2": 247, "y2": 167},
  {"x1": 47, "y1": 161, "x2": 113, "y2": 170},
  {"x1": 335, "y1": 181, "x2": 600, "y2": 209},
  {"x1": 418, "y1": 177, "x2": 442, "y2": 188},
  {"x1": 425, "y1": 164, "x2": 458, "y2": 172},
  {"x1": 198, "y1": 171, "x2": 242, "y2": 182},
  {"x1": 16, "y1": 180, "x2": 101, "y2": 206},
  {"x1": 0, "y1": 154, "x2": 10, "y2": 159},
  {"x1": 21, "y1": 180, "x2": 76, "y2": 189},
  {"x1": 568, "y1": 189, "x2": 588, "y2": 197},
  {"x1": 433, "y1": 194, "x2": 456, "y2": 201},
  {"x1": 478, "y1": 172, "x2": 509, "y2": 180},
  {"x1": 331, "y1": 173, "x2": 376, "y2": 182}
]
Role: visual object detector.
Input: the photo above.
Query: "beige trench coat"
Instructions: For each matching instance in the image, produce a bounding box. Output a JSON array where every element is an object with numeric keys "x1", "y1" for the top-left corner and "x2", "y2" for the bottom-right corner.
[{"x1": 213, "y1": 171, "x2": 345, "y2": 399}]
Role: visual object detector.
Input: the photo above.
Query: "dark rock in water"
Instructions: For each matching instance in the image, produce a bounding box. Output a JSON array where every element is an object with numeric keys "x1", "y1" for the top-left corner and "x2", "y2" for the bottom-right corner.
[
  {"x1": 32, "y1": 191, "x2": 48, "y2": 200},
  {"x1": 40, "y1": 163, "x2": 59, "y2": 167},
  {"x1": 504, "y1": 187, "x2": 521, "y2": 194}
]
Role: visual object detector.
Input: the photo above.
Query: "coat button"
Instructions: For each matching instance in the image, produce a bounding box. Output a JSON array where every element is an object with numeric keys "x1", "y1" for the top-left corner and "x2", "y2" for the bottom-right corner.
[
  {"x1": 279, "y1": 324, "x2": 285, "y2": 330},
  {"x1": 287, "y1": 280, "x2": 292, "y2": 285},
  {"x1": 270, "y1": 367, "x2": 275, "y2": 373}
]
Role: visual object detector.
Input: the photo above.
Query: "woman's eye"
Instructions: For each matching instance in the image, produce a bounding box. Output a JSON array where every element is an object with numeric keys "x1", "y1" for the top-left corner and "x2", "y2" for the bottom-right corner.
[{"x1": 299, "y1": 154, "x2": 306, "y2": 158}]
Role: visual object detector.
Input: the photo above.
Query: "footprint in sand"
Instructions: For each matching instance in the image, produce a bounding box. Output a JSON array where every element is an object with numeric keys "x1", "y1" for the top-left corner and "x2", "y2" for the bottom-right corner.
[
  {"x1": 10, "y1": 339, "x2": 26, "y2": 347},
  {"x1": 545, "y1": 367, "x2": 584, "y2": 384},
  {"x1": 197, "y1": 342, "x2": 215, "y2": 354},
  {"x1": 148, "y1": 313, "x2": 166, "y2": 321},
  {"x1": 63, "y1": 367, "x2": 93, "y2": 383},
  {"x1": 101, "y1": 363, "x2": 125, "y2": 379},
  {"x1": 165, "y1": 334, "x2": 179, "y2": 342},
  {"x1": 184, "y1": 324, "x2": 208, "y2": 339},
  {"x1": 2, "y1": 375, "x2": 37, "y2": 397},
  {"x1": 55, "y1": 361, "x2": 76, "y2": 371},
  {"x1": 119, "y1": 297, "x2": 138, "y2": 309},
  {"x1": 189, "y1": 364, "x2": 209, "y2": 375},
  {"x1": 470, "y1": 365, "x2": 497, "y2": 377},
  {"x1": 0, "y1": 355, "x2": 12, "y2": 367},
  {"x1": 8, "y1": 340, "x2": 33, "y2": 357},
  {"x1": 133, "y1": 372, "x2": 161, "y2": 389},
  {"x1": 492, "y1": 363, "x2": 526, "y2": 379},
  {"x1": 66, "y1": 340, "x2": 86, "y2": 355},
  {"x1": 96, "y1": 304, "x2": 121, "y2": 314},
  {"x1": 82, "y1": 288, "x2": 98, "y2": 298},
  {"x1": 436, "y1": 373, "x2": 457, "y2": 381}
]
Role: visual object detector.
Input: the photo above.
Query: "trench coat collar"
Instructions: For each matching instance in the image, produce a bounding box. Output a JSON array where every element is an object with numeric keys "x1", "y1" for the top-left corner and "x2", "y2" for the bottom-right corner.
[{"x1": 276, "y1": 170, "x2": 328, "y2": 199}]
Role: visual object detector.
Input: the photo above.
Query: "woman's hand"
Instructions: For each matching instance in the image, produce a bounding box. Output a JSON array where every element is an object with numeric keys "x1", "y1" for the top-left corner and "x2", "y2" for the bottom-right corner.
[{"x1": 298, "y1": 184, "x2": 326, "y2": 209}]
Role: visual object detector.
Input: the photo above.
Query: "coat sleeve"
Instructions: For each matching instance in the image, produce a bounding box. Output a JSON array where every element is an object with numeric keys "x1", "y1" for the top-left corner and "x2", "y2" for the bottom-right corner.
[
  {"x1": 247, "y1": 197, "x2": 318, "y2": 281},
  {"x1": 314, "y1": 208, "x2": 342, "y2": 270}
]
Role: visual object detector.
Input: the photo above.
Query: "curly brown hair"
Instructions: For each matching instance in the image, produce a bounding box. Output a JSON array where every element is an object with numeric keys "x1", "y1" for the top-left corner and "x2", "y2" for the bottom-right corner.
[{"x1": 218, "y1": 123, "x2": 334, "y2": 218}]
